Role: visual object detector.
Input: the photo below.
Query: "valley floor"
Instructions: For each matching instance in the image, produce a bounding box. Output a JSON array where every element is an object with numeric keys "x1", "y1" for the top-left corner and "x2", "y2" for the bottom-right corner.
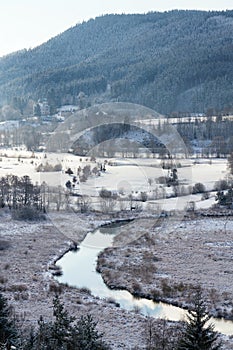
[
  {"x1": 0, "y1": 210, "x2": 233, "y2": 348},
  {"x1": 99, "y1": 215, "x2": 233, "y2": 317}
]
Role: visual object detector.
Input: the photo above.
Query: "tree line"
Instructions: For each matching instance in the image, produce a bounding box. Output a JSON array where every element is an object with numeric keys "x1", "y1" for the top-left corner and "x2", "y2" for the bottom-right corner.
[
  {"x1": 0, "y1": 11, "x2": 233, "y2": 114},
  {"x1": 0, "y1": 288, "x2": 222, "y2": 349},
  {"x1": 175, "y1": 117, "x2": 233, "y2": 157},
  {"x1": 0, "y1": 175, "x2": 43, "y2": 212},
  {"x1": 0, "y1": 294, "x2": 108, "y2": 350}
]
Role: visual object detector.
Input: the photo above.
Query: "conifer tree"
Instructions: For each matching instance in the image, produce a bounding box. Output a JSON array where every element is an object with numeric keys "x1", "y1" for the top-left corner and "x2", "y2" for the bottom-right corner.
[
  {"x1": 177, "y1": 288, "x2": 221, "y2": 350},
  {"x1": 23, "y1": 296, "x2": 109, "y2": 349},
  {"x1": 52, "y1": 294, "x2": 75, "y2": 348},
  {"x1": 73, "y1": 313, "x2": 109, "y2": 350},
  {"x1": 0, "y1": 293, "x2": 18, "y2": 349}
]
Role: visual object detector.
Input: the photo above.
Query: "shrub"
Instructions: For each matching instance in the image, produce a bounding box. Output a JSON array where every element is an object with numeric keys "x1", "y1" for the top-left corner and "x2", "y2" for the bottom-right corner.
[
  {"x1": 65, "y1": 167, "x2": 73, "y2": 175},
  {"x1": 0, "y1": 276, "x2": 7, "y2": 284},
  {"x1": 161, "y1": 279, "x2": 173, "y2": 297},
  {"x1": 79, "y1": 287, "x2": 92, "y2": 295},
  {"x1": 214, "y1": 179, "x2": 229, "y2": 191},
  {"x1": 157, "y1": 176, "x2": 167, "y2": 184},
  {"x1": 192, "y1": 182, "x2": 206, "y2": 194},
  {"x1": 92, "y1": 166, "x2": 99, "y2": 175},
  {"x1": 77, "y1": 195, "x2": 92, "y2": 213},
  {"x1": 36, "y1": 162, "x2": 62, "y2": 172},
  {"x1": 83, "y1": 165, "x2": 91, "y2": 177},
  {"x1": 186, "y1": 201, "x2": 196, "y2": 212},
  {"x1": 140, "y1": 191, "x2": 148, "y2": 202},
  {"x1": 53, "y1": 163, "x2": 62, "y2": 171},
  {"x1": 150, "y1": 288, "x2": 162, "y2": 300},
  {"x1": 99, "y1": 188, "x2": 112, "y2": 198},
  {"x1": 132, "y1": 281, "x2": 142, "y2": 293},
  {"x1": 79, "y1": 174, "x2": 88, "y2": 183},
  {"x1": 9, "y1": 284, "x2": 28, "y2": 292},
  {"x1": 11, "y1": 207, "x2": 46, "y2": 221},
  {"x1": 202, "y1": 192, "x2": 210, "y2": 200},
  {"x1": 49, "y1": 282, "x2": 63, "y2": 294}
]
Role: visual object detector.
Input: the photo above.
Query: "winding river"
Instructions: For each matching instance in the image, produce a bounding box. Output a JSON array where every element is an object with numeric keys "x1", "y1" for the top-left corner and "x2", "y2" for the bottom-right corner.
[{"x1": 56, "y1": 223, "x2": 233, "y2": 336}]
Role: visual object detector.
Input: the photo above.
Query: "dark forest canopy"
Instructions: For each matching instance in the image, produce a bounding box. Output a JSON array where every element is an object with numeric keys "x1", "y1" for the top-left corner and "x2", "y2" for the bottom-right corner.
[{"x1": 0, "y1": 10, "x2": 233, "y2": 114}]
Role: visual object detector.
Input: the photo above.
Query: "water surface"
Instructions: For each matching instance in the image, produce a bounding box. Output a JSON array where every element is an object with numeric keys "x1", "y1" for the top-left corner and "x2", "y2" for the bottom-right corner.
[{"x1": 56, "y1": 225, "x2": 233, "y2": 335}]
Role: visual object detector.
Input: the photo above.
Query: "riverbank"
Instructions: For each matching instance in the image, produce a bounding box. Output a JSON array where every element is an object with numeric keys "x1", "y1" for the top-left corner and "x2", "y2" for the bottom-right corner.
[
  {"x1": 97, "y1": 215, "x2": 233, "y2": 322},
  {"x1": 0, "y1": 210, "x2": 154, "y2": 349},
  {"x1": 0, "y1": 210, "x2": 233, "y2": 348}
]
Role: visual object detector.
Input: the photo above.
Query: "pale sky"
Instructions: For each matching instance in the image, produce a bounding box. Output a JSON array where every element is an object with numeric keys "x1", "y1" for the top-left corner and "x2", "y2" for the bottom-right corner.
[{"x1": 0, "y1": 0, "x2": 232, "y2": 57}]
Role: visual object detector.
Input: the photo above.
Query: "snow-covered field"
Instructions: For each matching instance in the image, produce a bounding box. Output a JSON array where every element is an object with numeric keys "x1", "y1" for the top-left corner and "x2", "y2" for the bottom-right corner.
[
  {"x1": 1, "y1": 147, "x2": 233, "y2": 349},
  {"x1": 0, "y1": 147, "x2": 228, "y2": 212}
]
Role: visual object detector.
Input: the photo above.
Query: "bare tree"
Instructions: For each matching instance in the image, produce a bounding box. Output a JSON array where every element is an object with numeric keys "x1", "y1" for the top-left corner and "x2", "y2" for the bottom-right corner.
[{"x1": 144, "y1": 317, "x2": 177, "y2": 350}]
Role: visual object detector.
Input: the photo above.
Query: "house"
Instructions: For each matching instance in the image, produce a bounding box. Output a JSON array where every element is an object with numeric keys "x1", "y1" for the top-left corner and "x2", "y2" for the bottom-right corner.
[{"x1": 33, "y1": 99, "x2": 50, "y2": 116}]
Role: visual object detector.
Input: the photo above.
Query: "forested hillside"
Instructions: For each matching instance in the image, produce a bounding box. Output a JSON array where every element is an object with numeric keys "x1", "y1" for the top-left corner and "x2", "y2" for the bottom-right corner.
[{"x1": 0, "y1": 10, "x2": 233, "y2": 114}]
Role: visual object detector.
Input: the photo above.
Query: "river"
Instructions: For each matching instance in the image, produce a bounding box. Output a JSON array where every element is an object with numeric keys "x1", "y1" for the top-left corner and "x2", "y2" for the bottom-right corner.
[{"x1": 55, "y1": 223, "x2": 233, "y2": 336}]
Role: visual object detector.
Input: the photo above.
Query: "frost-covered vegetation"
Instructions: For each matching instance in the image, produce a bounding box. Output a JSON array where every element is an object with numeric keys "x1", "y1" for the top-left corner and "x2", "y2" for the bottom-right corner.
[
  {"x1": 0, "y1": 290, "x2": 221, "y2": 349},
  {"x1": 0, "y1": 147, "x2": 229, "y2": 214}
]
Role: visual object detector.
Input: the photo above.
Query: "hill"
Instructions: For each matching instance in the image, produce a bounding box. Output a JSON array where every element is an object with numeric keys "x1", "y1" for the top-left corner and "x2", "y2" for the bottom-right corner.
[{"x1": 0, "y1": 10, "x2": 233, "y2": 114}]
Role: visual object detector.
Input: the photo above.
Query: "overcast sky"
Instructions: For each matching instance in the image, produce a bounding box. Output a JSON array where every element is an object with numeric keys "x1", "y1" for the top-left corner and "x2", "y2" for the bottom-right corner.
[{"x1": 0, "y1": 0, "x2": 232, "y2": 57}]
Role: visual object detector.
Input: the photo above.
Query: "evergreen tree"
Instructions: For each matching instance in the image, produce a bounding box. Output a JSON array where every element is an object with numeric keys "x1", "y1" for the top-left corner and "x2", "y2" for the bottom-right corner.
[
  {"x1": 215, "y1": 188, "x2": 233, "y2": 208},
  {"x1": 52, "y1": 295, "x2": 75, "y2": 348},
  {"x1": 177, "y1": 288, "x2": 221, "y2": 350},
  {"x1": 32, "y1": 316, "x2": 53, "y2": 350},
  {"x1": 22, "y1": 327, "x2": 36, "y2": 350},
  {"x1": 0, "y1": 293, "x2": 18, "y2": 349},
  {"x1": 23, "y1": 296, "x2": 109, "y2": 350},
  {"x1": 73, "y1": 314, "x2": 109, "y2": 350}
]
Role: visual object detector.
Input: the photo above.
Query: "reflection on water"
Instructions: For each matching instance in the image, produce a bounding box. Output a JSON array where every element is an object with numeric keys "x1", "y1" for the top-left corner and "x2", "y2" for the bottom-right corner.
[{"x1": 56, "y1": 226, "x2": 233, "y2": 335}]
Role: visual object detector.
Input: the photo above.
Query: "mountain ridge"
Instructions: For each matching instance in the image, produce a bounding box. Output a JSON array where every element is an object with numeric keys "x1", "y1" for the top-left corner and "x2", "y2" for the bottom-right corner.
[{"x1": 0, "y1": 10, "x2": 233, "y2": 114}]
